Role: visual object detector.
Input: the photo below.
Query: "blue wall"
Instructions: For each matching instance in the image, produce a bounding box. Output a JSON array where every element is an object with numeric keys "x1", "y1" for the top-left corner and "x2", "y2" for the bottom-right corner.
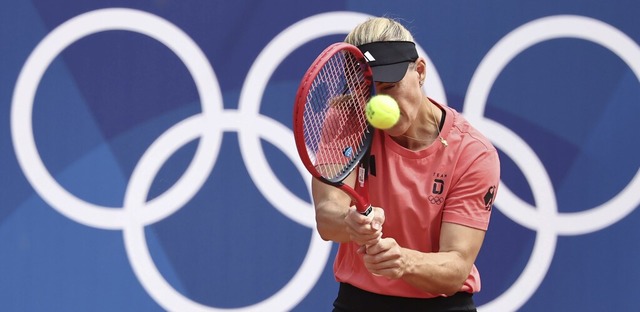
[{"x1": 1, "y1": 1, "x2": 639, "y2": 311}]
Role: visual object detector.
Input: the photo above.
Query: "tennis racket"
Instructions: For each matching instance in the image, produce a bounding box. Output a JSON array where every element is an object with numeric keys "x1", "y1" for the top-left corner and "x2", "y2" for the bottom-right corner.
[{"x1": 293, "y1": 42, "x2": 375, "y2": 216}]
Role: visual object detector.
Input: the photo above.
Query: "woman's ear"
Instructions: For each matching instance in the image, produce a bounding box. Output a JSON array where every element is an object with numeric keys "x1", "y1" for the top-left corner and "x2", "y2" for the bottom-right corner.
[
  {"x1": 416, "y1": 57, "x2": 427, "y2": 82},
  {"x1": 415, "y1": 58, "x2": 427, "y2": 86}
]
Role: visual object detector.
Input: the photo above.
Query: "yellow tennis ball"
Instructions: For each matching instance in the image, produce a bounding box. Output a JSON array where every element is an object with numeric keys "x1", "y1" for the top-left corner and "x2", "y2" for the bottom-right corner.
[{"x1": 365, "y1": 95, "x2": 400, "y2": 129}]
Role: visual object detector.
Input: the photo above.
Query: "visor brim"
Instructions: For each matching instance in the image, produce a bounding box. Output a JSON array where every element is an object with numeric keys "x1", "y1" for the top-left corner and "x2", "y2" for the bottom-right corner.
[{"x1": 371, "y1": 62, "x2": 411, "y2": 83}]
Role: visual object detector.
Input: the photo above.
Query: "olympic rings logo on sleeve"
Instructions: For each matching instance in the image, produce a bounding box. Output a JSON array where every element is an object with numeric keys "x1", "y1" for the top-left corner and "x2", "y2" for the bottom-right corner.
[{"x1": 10, "y1": 8, "x2": 640, "y2": 312}]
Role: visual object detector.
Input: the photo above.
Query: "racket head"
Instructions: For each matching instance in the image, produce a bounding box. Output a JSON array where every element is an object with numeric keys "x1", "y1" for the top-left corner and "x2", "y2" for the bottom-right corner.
[{"x1": 293, "y1": 42, "x2": 374, "y2": 210}]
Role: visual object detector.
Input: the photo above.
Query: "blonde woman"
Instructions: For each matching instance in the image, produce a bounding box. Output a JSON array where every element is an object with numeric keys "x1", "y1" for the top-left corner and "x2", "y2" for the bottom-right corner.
[{"x1": 311, "y1": 17, "x2": 500, "y2": 311}]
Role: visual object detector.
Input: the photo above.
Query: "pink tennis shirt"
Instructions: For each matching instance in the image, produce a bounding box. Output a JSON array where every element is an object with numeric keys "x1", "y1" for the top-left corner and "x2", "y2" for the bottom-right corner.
[{"x1": 333, "y1": 100, "x2": 500, "y2": 298}]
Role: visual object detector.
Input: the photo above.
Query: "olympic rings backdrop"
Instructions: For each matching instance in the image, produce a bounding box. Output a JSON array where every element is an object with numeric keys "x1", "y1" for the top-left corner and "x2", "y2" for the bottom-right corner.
[{"x1": 1, "y1": 1, "x2": 639, "y2": 311}]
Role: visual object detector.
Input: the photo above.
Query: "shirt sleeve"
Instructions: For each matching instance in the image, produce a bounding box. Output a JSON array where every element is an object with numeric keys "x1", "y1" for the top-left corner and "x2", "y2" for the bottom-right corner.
[{"x1": 442, "y1": 147, "x2": 500, "y2": 230}]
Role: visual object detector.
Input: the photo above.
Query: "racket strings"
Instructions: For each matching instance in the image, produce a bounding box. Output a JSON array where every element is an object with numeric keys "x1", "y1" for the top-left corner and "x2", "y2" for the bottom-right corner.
[{"x1": 303, "y1": 51, "x2": 371, "y2": 181}]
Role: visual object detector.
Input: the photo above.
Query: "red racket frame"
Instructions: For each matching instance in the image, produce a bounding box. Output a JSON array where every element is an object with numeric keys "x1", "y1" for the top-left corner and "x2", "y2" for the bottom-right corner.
[{"x1": 293, "y1": 42, "x2": 375, "y2": 215}]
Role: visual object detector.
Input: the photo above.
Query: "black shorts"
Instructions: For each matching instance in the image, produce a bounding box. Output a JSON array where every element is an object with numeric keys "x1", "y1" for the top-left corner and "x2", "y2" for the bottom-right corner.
[{"x1": 333, "y1": 283, "x2": 477, "y2": 312}]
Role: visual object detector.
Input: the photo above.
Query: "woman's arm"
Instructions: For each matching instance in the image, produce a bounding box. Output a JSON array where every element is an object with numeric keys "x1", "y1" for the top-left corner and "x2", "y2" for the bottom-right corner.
[
  {"x1": 363, "y1": 222, "x2": 485, "y2": 295},
  {"x1": 311, "y1": 173, "x2": 384, "y2": 246}
]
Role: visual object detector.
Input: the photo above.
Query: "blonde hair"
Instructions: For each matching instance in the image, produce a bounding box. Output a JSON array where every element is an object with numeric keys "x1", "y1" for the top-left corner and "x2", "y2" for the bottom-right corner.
[{"x1": 344, "y1": 17, "x2": 415, "y2": 46}]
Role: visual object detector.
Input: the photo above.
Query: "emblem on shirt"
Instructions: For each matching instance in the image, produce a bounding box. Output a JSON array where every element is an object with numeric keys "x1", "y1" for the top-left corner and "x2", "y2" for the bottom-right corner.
[
  {"x1": 432, "y1": 178, "x2": 444, "y2": 194},
  {"x1": 484, "y1": 185, "x2": 497, "y2": 211},
  {"x1": 430, "y1": 175, "x2": 446, "y2": 205},
  {"x1": 428, "y1": 195, "x2": 444, "y2": 205}
]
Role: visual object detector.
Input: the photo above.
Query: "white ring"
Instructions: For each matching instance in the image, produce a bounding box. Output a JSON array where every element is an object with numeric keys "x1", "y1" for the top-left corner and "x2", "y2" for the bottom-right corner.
[
  {"x1": 10, "y1": 8, "x2": 223, "y2": 229},
  {"x1": 467, "y1": 15, "x2": 640, "y2": 311}
]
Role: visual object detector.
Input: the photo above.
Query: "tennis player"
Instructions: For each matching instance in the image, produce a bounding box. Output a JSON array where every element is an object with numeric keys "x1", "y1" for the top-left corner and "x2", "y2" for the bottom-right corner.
[{"x1": 311, "y1": 17, "x2": 500, "y2": 311}]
